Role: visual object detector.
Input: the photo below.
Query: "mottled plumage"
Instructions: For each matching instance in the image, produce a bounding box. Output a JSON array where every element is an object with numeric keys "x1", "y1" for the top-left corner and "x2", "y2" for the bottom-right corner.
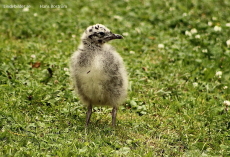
[{"x1": 70, "y1": 24, "x2": 128, "y2": 126}]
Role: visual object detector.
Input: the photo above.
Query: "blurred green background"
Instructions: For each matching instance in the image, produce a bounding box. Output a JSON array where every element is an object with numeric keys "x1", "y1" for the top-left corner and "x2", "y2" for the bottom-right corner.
[{"x1": 0, "y1": 0, "x2": 230, "y2": 156}]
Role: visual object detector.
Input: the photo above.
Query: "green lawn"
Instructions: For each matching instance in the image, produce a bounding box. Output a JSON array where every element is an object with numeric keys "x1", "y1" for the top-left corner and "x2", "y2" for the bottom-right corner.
[{"x1": 1, "y1": 0, "x2": 230, "y2": 156}]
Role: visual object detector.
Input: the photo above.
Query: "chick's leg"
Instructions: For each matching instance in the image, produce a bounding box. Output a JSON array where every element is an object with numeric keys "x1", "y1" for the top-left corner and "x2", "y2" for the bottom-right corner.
[
  {"x1": 112, "y1": 106, "x2": 117, "y2": 126},
  {"x1": 86, "y1": 104, "x2": 92, "y2": 126}
]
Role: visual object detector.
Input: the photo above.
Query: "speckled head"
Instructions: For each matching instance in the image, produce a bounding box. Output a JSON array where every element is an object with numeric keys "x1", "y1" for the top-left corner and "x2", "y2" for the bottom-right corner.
[{"x1": 81, "y1": 24, "x2": 123, "y2": 44}]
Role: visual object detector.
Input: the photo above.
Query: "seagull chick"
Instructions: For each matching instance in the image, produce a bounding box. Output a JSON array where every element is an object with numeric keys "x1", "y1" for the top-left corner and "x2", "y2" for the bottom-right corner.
[{"x1": 70, "y1": 24, "x2": 128, "y2": 126}]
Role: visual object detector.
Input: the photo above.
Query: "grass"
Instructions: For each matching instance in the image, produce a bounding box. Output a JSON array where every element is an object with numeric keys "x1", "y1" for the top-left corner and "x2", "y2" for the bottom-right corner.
[{"x1": 0, "y1": 0, "x2": 230, "y2": 156}]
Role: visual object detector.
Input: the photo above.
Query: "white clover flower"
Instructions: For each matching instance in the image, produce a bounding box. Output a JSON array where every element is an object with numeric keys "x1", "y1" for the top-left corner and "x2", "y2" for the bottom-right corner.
[
  {"x1": 223, "y1": 86, "x2": 228, "y2": 89},
  {"x1": 22, "y1": 7, "x2": 29, "y2": 12},
  {"x1": 195, "y1": 35, "x2": 200, "y2": 39},
  {"x1": 208, "y1": 22, "x2": 213, "y2": 26},
  {"x1": 158, "y1": 44, "x2": 164, "y2": 49},
  {"x1": 212, "y1": 17, "x2": 217, "y2": 21},
  {"x1": 57, "y1": 40, "x2": 62, "y2": 43},
  {"x1": 113, "y1": 15, "x2": 123, "y2": 21},
  {"x1": 182, "y1": 13, "x2": 187, "y2": 17},
  {"x1": 34, "y1": 13, "x2": 38, "y2": 17},
  {"x1": 190, "y1": 28, "x2": 197, "y2": 34},
  {"x1": 226, "y1": 39, "x2": 230, "y2": 47},
  {"x1": 135, "y1": 28, "x2": 141, "y2": 33},
  {"x1": 226, "y1": 23, "x2": 230, "y2": 27},
  {"x1": 214, "y1": 26, "x2": 222, "y2": 32},
  {"x1": 193, "y1": 46, "x2": 199, "y2": 52},
  {"x1": 185, "y1": 31, "x2": 192, "y2": 36},
  {"x1": 52, "y1": 23, "x2": 57, "y2": 28},
  {"x1": 64, "y1": 68, "x2": 69, "y2": 71},
  {"x1": 72, "y1": 34, "x2": 76, "y2": 38},
  {"x1": 202, "y1": 49, "x2": 208, "y2": 53},
  {"x1": 224, "y1": 100, "x2": 230, "y2": 106},
  {"x1": 193, "y1": 82, "x2": 198, "y2": 87},
  {"x1": 31, "y1": 54, "x2": 36, "y2": 59},
  {"x1": 122, "y1": 32, "x2": 129, "y2": 36},
  {"x1": 215, "y1": 71, "x2": 222, "y2": 78},
  {"x1": 169, "y1": 7, "x2": 175, "y2": 11},
  {"x1": 129, "y1": 51, "x2": 135, "y2": 54}
]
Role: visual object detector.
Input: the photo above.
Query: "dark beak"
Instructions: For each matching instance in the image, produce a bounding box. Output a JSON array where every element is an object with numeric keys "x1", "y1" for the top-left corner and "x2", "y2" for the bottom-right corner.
[
  {"x1": 105, "y1": 33, "x2": 123, "y2": 41},
  {"x1": 112, "y1": 34, "x2": 123, "y2": 39}
]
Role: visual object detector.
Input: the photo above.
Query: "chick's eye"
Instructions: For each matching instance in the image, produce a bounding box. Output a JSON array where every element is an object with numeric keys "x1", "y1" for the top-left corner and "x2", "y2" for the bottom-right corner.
[{"x1": 99, "y1": 32, "x2": 105, "y2": 36}]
